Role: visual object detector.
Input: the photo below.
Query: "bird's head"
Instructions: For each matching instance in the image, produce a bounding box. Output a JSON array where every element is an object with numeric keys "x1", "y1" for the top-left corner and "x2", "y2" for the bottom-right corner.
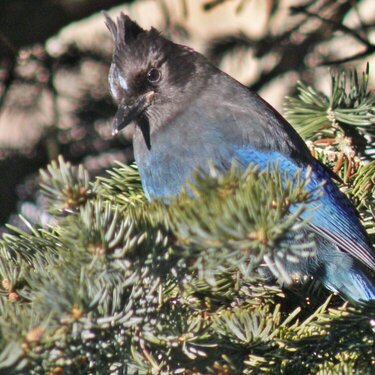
[{"x1": 104, "y1": 12, "x2": 204, "y2": 135}]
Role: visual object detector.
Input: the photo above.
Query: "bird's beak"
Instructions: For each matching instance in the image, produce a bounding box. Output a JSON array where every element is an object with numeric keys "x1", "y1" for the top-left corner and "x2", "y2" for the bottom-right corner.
[{"x1": 112, "y1": 91, "x2": 155, "y2": 136}]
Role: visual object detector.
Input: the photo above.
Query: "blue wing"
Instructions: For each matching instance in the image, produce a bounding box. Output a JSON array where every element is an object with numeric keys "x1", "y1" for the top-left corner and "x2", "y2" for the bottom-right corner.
[{"x1": 233, "y1": 146, "x2": 375, "y2": 271}]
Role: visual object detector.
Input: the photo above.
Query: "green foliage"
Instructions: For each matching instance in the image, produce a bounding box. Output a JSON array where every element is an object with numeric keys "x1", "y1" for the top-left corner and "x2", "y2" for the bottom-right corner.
[
  {"x1": 40, "y1": 157, "x2": 94, "y2": 216},
  {"x1": 168, "y1": 166, "x2": 318, "y2": 284},
  {"x1": 285, "y1": 64, "x2": 375, "y2": 159},
  {"x1": 0, "y1": 154, "x2": 373, "y2": 374},
  {"x1": 0, "y1": 66, "x2": 374, "y2": 373}
]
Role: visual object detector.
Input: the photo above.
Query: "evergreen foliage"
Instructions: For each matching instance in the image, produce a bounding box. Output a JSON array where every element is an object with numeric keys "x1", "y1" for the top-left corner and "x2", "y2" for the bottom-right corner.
[
  {"x1": 0, "y1": 66, "x2": 374, "y2": 374},
  {"x1": 285, "y1": 63, "x2": 375, "y2": 160}
]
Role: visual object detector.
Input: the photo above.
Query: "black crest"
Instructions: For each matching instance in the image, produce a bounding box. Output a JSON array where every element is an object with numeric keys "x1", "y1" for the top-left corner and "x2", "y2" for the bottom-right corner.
[{"x1": 103, "y1": 11, "x2": 145, "y2": 47}]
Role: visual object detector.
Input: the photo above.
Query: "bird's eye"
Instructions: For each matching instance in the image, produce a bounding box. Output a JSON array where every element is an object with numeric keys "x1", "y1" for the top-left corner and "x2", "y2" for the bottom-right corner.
[{"x1": 146, "y1": 68, "x2": 161, "y2": 83}]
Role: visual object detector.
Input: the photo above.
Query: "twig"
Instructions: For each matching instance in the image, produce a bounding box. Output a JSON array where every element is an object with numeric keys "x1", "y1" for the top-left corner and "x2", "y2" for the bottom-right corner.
[
  {"x1": 291, "y1": 6, "x2": 374, "y2": 49},
  {"x1": 323, "y1": 46, "x2": 375, "y2": 66}
]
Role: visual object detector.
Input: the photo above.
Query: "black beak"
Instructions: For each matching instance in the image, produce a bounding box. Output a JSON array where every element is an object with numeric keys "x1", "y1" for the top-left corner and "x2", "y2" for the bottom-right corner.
[{"x1": 112, "y1": 91, "x2": 154, "y2": 135}]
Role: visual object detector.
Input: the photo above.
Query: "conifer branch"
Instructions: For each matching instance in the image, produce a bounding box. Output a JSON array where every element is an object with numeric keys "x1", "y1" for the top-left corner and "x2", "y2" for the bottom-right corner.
[
  {"x1": 0, "y1": 63, "x2": 374, "y2": 373},
  {"x1": 285, "y1": 64, "x2": 375, "y2": 160}
]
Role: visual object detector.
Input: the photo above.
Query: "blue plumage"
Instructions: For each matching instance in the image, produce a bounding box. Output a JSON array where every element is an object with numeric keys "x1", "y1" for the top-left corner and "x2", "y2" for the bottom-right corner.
[{"x1": 104, "y1": 13, "x2": 375, "y2": 303}]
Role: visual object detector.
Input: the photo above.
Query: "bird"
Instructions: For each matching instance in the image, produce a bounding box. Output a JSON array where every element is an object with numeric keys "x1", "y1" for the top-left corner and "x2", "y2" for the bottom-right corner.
[{"x1": 103, "y1": 12, "x2": 375, "y2": 303}]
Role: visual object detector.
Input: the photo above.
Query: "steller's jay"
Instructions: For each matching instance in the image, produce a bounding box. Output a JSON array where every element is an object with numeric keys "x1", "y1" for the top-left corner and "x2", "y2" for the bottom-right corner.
[{"x1": 104, "y1": 12, "x2": 375, "y2": 303}]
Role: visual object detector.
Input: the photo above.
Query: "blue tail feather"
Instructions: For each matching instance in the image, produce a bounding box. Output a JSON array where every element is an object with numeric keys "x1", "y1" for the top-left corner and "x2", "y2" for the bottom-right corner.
[{"x1": 312, "y1": 235, "x2": 375, "y2": 303}]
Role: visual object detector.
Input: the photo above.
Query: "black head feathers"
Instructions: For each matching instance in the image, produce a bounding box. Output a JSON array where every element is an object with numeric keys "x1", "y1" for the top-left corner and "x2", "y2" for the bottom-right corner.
[
  {"x1": 104, "y1": 12, "x2": 208, "y2": 132},
  {"x1": 103, "y1": 12, "x2": 172, "y2": 70},
  {"x1": 103, "y1": 11, "x2": 145, "y2": 45}
]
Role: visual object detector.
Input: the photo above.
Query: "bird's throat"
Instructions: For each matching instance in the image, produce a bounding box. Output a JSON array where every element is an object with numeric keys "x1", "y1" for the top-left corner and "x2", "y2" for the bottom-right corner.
[{"x1": 136, "y1": 115, "x2": 151, "y2": 150}]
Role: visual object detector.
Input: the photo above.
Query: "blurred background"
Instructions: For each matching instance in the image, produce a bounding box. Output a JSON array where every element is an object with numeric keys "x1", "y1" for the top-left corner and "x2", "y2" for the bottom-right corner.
[{"x1": 0, "y1": 0, "x2": 374, "y2": 230}]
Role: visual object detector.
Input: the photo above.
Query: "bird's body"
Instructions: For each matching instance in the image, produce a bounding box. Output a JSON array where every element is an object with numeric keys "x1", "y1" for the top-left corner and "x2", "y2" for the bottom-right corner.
[
  {"x1": 104, "y1": 12, "x2": 375, "y2": 303},
  {"x1": 134, "y1": 72, "x2": 309, "y2": 199}
]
